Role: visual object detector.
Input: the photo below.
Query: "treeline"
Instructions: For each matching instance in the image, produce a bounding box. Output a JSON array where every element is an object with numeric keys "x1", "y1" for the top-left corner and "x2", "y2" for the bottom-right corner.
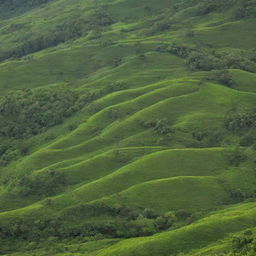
[
  {"x1": 0, "y1": 87, "x2": 80, "y2": 138},
  {"x1": 0, "y1": 86, "x2": 88, "y2": 166},
  {"x1": 163, "y1": 41, "x2": 256, "y2": 73},
  {"x1": 0, "y1": 0, "x2": 54, "y2": 17},
  {"x1": 0, "y1": 203, "x2": 197, "y2": 253},
  {"x1": 196, "y1": 0, "x2": 256, "y2": 18},
  {"x1": 0, "y1": 9, "x2": 114, "y2": 61}
]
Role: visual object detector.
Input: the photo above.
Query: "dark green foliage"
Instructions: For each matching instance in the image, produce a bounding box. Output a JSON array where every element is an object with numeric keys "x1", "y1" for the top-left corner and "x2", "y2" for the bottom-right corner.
[
  {"x1": 0, "y1": 140, "x2": 30, "y2": 165},
  {"x1": 175, "y1": 209, "x2": 192, "y2": 220},
  {"x1": 187, "y1": 50, "x2": 224, "y2": 71},
  {"x1": 229, "y1": 189, "x2": 246, "y2": 203},
  {"x1": 191, "y1": 130, "x2": 224, "y2": 148},
  {"x1": 153, "y1": 119, "x2": 171, "y2": 135},
  {"x1": 168, "y1": 42, "x2": 256, "y2": 72},
  {"x1": 167, "y1": 41, "x2": 192, "y2": 58},
  {"x1": 222, "y1": 53, "x2": 256, "y2": 73},
  {"x1": 0, "y1": 87, "x2": 80, "y2": 138},
  {"x1": 235, "y1": 0, "x2": 256, "y2": 18},
  {"x1": 155, "y1": 212, "x2": 175, "y2": 231},
  {"x1": 9, "y1": 170, "x2": 68, "y2": 197},
  {"x1": 196, "y1": 0, "x2": 227, "y2": 15},
  {"x1": 192, "y1": 130, "x2": 210, "y2": 142},
  {"x1": 207, "y1": 70, "x2": 235, "y2": 87},
  {"x1": 144, "y1": 119, "x2": 173, "y2": 139},
  {"x1": 226, "y1": 111, "x2": 256, "y2": 133},
  {"x1": 0, "y1": 206, "x2": 178, "y2": 245},
  {"x1": 240, "y1": 132, "x2": 256, "y2": 146},
  {"x1": 230, "y1": 231, "x2": 256, "y2": 255},
  {"x1": 143, "y1": 18, "x2": 171, "y2": 36},
  {"x1": 141, "y1": 208, "x2": 158, "y2": 219},
  {"x1": 226, "y1": 150, "x2": 247, "y2": 167},
  {"x1": 108, "y1": 81, "x2": 128, "y2": 92},
  {"x1": 0, "y1": 0, "x2": 54, "y2": 18},
  {"x1": 89, "y1": 9, "x2": 114, "y2": 27},
  {"x1": 114, "y1": 219, "x2": 146, "y2": 238}
]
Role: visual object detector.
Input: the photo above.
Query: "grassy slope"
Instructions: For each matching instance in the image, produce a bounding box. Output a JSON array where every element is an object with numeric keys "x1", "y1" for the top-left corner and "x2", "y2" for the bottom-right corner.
[{"x1": 0, "y1": 0, "x2": 255, "y2": 255}]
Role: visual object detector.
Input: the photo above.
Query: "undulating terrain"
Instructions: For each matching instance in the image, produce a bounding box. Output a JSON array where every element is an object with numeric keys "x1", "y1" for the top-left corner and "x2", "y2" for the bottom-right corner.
[{"x1": 0, "y1": 0, "x2": 256, "y2": 255}]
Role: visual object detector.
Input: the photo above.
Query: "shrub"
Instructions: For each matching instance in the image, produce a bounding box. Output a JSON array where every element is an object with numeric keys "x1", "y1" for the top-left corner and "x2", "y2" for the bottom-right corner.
[
  {"x1": 155, "y1": 212, "x2": 175, "y2": 231},
  {"x1": 240, "y1": 132, "x2": 256, "y2": 147},
  {"x1": 195, "y1": 0, "x2": 228, "y2": 15},
  {"x1": 235, "y1": 0, "x2": 256, "y2": 18},
  {"x1": 207, "y1": 69, "x2": 235, "y2": 87},
  {"x1": 143, "y1": 19, "x2": 171, "y2": 36},
  {"x1": 108, "y1": 81, "x2": 128, "y2": 92},
  {"x1": 226, "y1": 111, "x2": 256, "y2": 133},
  {"x1": 192, "y1": 130, "x2": 209, "y2": 142},
  {"x1": 167, "y1": 41, "x2": 192, "y2": 58},
  {"x1": 226, "y1": 150, "x2": 247, "y2": 167},
  {"x1": 132, "y1": 215, "x2": 157, "y2": 236},
  {"x1": 175, "y1": 209, "x2": 192, "y2": 220},
  {"x1": 187, "y1": 50, "x2": 224, "y2": 71},
  {"x1": 141, "y1": 208, "x2": 158, "y2": 219},
  {"x1": 153, "y1": 119, "x2": 172, "y2": 136},
  {"x1": 10, "y1": 170, "x2": 68, "y2": 197},
  {"x1": 222, "y1": 53, "x2": 256, "y2": 73},
  {"x1": 0, "y1": 87, "x2": 82, "y2": 139},
  {"x1": 229, "y1": 189, "x2": 246, "y2": 202},
  {"x1": 231, "y1": 232, "x2": 255, "y2": 255},
  {"x1": 90, "y1": 9, "x2": 114, "y2": 27}
]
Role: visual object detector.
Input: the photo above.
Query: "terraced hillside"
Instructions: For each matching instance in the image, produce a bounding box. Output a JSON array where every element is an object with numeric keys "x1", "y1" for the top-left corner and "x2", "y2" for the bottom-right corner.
[{"x1": 0, "y1": 0, "x2": 256, "y2": 255}]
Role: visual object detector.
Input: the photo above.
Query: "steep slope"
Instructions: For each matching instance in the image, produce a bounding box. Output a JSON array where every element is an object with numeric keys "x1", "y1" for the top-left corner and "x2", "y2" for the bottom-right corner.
[{"x1": 0, "y1": 0, "x2": 255, "y2": 255}]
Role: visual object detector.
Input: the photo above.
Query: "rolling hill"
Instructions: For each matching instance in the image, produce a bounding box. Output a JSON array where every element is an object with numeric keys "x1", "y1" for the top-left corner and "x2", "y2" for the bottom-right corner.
[{"x1": 0, "y1": 0, "x2": 256, "y2": 255}]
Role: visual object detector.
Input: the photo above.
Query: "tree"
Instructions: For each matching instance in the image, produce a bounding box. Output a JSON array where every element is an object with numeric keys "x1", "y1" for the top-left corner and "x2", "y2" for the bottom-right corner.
[{"x1": 207, "y1": 69, "x2": 234, "y2": 87}]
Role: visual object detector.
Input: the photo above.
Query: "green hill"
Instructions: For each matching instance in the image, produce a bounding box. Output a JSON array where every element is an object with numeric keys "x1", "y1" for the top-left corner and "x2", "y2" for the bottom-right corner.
[{"x1": 0, "y1": 0, "x2": 256, "y2": 255}]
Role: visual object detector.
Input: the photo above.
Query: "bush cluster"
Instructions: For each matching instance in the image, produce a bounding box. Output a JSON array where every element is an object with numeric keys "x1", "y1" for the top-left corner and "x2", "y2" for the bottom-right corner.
[
  {"x1": 0, "y1": 86, "x2": 106, "y2": 166},
  {"x1": 144, "y1": 119, "x2": 172, "y2": 136},
  {"x1": 235, "y1": 0, "x2": 256, "y2": 18},
  {"x1": 207, "y1": 69, "x2": 234, "y2": 87},
  {"x1": 229, "y1": 230, "x2": 256, "y2": 255},
  {"x1": 225, "y1": 111, "x2": 256, "y2": 133},
  {"x1": 167, "y1": 41, "x2": 192, "y2": 58},
  {"x1": 8, "y1": 170, "x2": 68, "y2": 197},
  {"x1": 0, "y1": 204, "x2": 194, "y2": 250},
  {"x1": 0, "y1": 87, "x2": 80, "y2": 139},
  {"x1": 167, "y1": 41, "x2": 256, "y2": 72},
  {"x1": 143, "y1": 18, "x2": 172, "y2": 36}
]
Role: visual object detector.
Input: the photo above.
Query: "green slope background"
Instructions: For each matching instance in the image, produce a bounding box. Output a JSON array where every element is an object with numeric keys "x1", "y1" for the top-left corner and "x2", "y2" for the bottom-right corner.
[{"x1": 0, "y1": 0, "x2": 256, "y2": 255}]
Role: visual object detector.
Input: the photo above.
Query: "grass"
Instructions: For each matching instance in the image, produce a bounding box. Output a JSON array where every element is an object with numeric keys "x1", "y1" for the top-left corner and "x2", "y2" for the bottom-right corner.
[
  {"x1": 95, "y1": 202, "x2": 256, "y2": 256},
  {"x1": 0, "y1": 0, "x2": 255, "y2": 255}
]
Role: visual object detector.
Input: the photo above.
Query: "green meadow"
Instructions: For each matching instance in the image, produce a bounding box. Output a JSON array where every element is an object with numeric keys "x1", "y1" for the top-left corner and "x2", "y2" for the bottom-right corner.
[{"x1": 0, "y1": 0, "x2": 256, "y2": 255}]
